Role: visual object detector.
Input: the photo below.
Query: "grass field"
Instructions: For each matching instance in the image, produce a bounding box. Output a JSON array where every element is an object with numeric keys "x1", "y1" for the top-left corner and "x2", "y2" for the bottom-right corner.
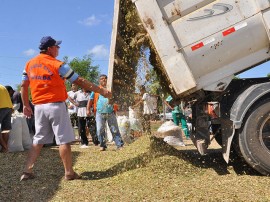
[{"x1": 1, "y1": 121, "x2": 270, "y2": 201}]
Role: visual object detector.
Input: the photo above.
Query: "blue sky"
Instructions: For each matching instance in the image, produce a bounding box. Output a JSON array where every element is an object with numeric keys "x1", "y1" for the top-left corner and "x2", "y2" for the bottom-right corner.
[
  {"x1": 0, "y1": 0, "x2": 269, "y2": 89},
  {"x1": 0, "y1": 0, "x2": 114, "y2": 89}
]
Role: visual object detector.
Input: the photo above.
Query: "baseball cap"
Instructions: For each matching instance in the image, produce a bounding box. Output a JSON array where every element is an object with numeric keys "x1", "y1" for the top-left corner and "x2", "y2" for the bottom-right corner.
[{"x1": 39, "y1": 36, "x2": 62, "y2": 50}]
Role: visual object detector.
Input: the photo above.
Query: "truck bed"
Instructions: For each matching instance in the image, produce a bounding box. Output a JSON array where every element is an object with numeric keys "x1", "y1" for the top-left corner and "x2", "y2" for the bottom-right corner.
[{"x1": 108, "y1": 0, "x2": 270, "y2": 100}]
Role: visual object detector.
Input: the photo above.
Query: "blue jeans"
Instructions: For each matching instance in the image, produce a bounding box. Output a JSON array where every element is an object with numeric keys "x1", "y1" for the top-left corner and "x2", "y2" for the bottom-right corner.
[{"x1": 96, "y1": 112, "x2": 123, "y2": 148}]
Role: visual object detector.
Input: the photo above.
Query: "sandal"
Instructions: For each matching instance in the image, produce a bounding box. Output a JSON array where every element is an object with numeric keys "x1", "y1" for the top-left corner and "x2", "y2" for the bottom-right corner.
[
  {"x1": 20, "y1": 172, "x2": 35, "y2": 181},
  {"x1": 65, "y1": 172, "x2": 82, "y2": 180}
]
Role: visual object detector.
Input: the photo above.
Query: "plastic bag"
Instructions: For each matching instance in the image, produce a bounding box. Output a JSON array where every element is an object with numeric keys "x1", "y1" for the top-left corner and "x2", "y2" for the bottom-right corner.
[
  {"x1": 106, "y1": 123, "x2": 114, "y2": 143},
  {"x1": 117, "y1": 116, "x2": 133, "y2": 144},
  {"x1": 129, "y1": 107, "x2": 140, "y2": 119}
]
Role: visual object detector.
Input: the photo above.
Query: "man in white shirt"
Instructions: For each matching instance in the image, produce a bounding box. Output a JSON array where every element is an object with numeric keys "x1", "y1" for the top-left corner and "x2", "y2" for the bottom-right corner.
[
  {"x1": 133, "y1": 86, "x2": 154, "y2": 135},
  {"x1": 67, "y1": 83, "x2": 79, "y2": 129},
  {"x1": 75, "y1": 88, "x2": 90, "y2": 148}
]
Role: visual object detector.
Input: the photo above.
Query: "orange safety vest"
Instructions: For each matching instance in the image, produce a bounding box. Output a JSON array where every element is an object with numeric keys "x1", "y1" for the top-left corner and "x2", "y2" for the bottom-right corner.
[
  {"x1": 25, "y1": 54, "x2": 67, "y2": 104},
  {"x1": 93, "y1": 90, "x2": 118, "y2": 114}
]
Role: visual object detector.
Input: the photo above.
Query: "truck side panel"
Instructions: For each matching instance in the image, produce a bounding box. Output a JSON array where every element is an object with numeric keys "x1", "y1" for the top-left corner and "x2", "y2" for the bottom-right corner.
[
  {"x1": 133, "y1": 0, "x2": 197, "y2": 95},
  {"x1": 132, "y1": 0, "x2": 270, "y2": 96},
  {"x1": 186, "y1": 14, "x2": 270, "y2": 91}
]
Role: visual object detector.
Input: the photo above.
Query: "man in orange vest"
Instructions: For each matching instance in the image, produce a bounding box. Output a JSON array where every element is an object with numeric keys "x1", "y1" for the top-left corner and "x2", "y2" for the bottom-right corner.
[
  {"x1": 20, "y1": 36, "x2": 112, "y2": 181},
  {"x1": 87, "y1": 74, "x2": 123, "y2": 151}
]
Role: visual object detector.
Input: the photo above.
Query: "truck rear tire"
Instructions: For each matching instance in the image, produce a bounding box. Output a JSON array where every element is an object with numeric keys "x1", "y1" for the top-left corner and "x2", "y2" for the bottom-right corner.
[{"x1": 239, "y1": 100, "x2": 270, "y2": 175}]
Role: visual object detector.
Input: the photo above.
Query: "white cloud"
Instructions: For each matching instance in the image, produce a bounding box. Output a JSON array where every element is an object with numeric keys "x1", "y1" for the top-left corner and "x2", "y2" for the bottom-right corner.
[
  {"x1": 87, "y1": 45, "x2": 109, "y2": 59},
  {"x1": 78, "y1": 15, "x2": 101, "y2": 26},
  {"x1": 23, "y1": 49, "x2": 37, "y2": 56}
]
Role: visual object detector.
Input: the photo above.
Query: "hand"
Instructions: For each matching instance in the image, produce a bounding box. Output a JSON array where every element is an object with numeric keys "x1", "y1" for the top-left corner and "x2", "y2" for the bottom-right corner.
[
  {"x1": 101, "y1": 88, "x2": 112, "y2": 98},
  {"x1": 23, "y1": 106, "x2": 33, "y2": 118}
]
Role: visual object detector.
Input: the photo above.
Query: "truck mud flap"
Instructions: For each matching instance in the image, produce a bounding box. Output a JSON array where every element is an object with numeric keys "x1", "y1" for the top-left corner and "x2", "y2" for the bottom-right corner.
[
  {"x1": 195, "y1": 139, "x2": 208, "y2": 155},
  {"x1": 190, "y1": 130, "x2": 209, "y2": 155}
]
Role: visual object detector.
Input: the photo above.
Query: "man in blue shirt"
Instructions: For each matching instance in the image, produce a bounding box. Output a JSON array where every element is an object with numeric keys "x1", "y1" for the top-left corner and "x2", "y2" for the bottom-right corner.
[{"x1": 87, "y1": 74, "x2": 123, "y2": 151}]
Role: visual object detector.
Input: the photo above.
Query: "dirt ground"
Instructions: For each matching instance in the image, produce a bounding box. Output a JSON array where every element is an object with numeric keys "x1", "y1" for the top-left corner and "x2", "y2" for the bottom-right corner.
[{"x1": 1, "y1": 121, "x2": 270, "y2": 202}]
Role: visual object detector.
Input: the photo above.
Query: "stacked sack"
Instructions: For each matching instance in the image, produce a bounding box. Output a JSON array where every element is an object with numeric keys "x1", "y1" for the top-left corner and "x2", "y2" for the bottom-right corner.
[
  {"x1": 156, "y1": 120, "x2": 185, "y2": 147},
  {"x1": 8, "y1": 113, "x2": 32, "y2": 152}
]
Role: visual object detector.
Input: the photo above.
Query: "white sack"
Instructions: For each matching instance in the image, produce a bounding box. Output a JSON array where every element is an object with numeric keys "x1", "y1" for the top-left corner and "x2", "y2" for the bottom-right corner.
[
  {"x1": 128, "y1": 107, "x2": 140, "y2": 119},
  {"x1": 129, "y1": 118, "x2": 142, "y2": 131},
  {"x1": 8, "y1": 116, "x2": 24, "y2": 152},
  {"x1": 156, "y1": 120, "x2": 183, "y2": 140},
  {"x1": 163, "y1": 136, "x2": 185, "y2": 147},
  {"x1": 19, "y1": 115, "x2": 32, "y2": 150},
  {"x1": 129, "y1": 107, "x2": 142, "y2": 131},
  {"x1": 117, "y1": 115, "x2": 133, "y2": 144}
]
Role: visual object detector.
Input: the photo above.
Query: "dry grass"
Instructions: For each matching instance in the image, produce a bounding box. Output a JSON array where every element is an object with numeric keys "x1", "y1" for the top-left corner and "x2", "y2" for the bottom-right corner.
[{"x1": 1, "y1": 122, "x2": 270, "y2": 202}]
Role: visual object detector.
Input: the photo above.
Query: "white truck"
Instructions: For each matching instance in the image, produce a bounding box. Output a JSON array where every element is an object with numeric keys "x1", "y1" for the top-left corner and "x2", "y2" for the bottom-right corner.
[{"x1": 108, "y1": 0, "x2": 270, "y2": 175}]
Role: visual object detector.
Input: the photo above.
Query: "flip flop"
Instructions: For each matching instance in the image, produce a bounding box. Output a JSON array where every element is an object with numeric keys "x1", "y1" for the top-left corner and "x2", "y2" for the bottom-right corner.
[
  {"x1": 20, "y1": 172, "x2": 35, "y2": 181},
  {"x1": 65, "y1": 172, "x2": 82, "y2": 180}
]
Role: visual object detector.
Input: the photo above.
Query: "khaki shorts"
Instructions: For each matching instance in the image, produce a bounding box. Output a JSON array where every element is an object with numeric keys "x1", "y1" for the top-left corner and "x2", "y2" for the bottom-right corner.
[{"x1": 34, "y1": 102, "x2": 75, "y2": 145}]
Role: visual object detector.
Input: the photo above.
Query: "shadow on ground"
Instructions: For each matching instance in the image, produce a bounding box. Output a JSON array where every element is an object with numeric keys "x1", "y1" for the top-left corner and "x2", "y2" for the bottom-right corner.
[
  {"x1": 0, "y1": 147, "x2": 81, "y2": 202},
  {"x1": 82, "y1": 137, "x2": 261, "y2": 180}
]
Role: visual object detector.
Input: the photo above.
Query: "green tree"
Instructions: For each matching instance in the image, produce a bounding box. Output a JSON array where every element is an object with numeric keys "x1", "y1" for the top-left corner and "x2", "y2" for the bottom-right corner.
[
  {"x1": 267, "y1": 73, "x2": 270, "y2": 77},
  {"x1": 63, "y1": 55, "x2": 100, "y2": 91}
]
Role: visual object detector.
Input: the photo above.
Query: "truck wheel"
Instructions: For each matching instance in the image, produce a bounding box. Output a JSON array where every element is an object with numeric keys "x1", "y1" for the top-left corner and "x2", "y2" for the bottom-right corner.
[{"x1": 239, "y1": 100, "x2": 270, "y2": 175}]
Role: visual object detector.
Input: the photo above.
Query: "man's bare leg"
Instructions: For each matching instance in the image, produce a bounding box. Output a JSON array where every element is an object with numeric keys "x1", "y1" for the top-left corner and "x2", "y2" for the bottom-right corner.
[
  {"x1": 0, "y1": 133, "x2": 6, "y2": 152},
  {"x1": 59, "y1": 143, "x2": 74, "y2": 175},
  {"x1": 20, "y1": 144, "x2": 43, "y2": 181},
  {"x1": 0, "y1": 131, "x2": 9, "y2": 152},
  {"x1": 59, "y1": 143, "x2": 81, "y2": 180},
  {"x1": 23, "y1": 144, "x2": 43, "y2": 173}
]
